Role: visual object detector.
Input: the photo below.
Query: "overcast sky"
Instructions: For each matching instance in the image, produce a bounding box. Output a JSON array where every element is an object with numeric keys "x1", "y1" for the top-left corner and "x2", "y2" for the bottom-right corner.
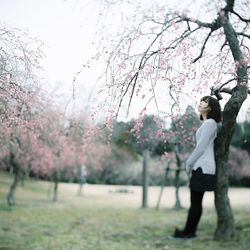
[
  {"x1": 0, "y1": 0, "x2": 249, "y2": 121},
  {"x1": 1, "y1": 0, "x2": 98, "y2": 94}
]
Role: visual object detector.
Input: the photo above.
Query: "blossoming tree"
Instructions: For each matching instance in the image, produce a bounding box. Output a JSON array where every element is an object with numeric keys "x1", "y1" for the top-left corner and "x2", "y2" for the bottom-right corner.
[
  {"x1": 93, "y1": 0, "x2": 250, "y2": 240},
  {"x1": 0, "y1": 24, "x2": 112, "y2": 205},
  {"x1": 0, "y1": 24, "x2": 45, "y2": 205}
]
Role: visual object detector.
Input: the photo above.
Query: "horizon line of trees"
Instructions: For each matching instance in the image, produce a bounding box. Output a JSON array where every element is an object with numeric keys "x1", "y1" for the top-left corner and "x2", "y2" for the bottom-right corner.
[{"x1": 3, "y1": 107, "x2": 249, "y2": 188}]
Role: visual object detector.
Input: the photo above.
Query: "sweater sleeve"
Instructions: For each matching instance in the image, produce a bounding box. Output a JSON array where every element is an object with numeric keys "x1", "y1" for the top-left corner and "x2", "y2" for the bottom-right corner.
[{"x1": 186, "y1": 120, "x2": 217, "y2": 170}]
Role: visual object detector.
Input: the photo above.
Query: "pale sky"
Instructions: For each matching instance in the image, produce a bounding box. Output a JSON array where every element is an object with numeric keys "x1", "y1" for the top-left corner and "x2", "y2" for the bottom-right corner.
[
  {"x1": 0, "y1": 0, "x2": 100, "y2": 113},
  {"x1": 0, "y1": 0, "x2": 249, "y2": 121}
]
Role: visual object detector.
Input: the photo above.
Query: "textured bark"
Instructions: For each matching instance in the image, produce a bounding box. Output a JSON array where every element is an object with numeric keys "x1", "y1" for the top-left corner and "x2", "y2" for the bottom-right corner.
[
  {"x1": 214, "y1": 142, "x2": 235, "y2": 239},
  {"x1": 214, "y1": 89, "x2": 247, "y2": 240},
  {"x1": 214, "y1": 5, "x2": 248, "y2": 240}
]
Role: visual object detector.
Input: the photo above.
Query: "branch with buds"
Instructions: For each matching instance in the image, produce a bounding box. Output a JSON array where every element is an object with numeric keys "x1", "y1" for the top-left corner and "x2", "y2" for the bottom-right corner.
[{"x1": 211, "y1": 77, "x2": 250, "y2": 99}]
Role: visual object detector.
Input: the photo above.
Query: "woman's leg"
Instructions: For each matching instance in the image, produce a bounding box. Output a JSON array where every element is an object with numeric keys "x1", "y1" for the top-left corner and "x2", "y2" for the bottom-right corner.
[{"x1": 184, "y1": 189, "x2": 205, "y2": 235}]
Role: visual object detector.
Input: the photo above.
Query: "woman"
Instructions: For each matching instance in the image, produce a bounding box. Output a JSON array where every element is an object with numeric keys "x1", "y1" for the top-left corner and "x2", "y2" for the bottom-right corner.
[{"x1": 172, "y1": 95, "x2": 222, "y2": 239}]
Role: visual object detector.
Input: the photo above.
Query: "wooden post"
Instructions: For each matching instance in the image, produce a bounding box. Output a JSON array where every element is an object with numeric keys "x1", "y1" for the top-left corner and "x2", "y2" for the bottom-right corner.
[{"x1": 142, "y1": 149, "x2": 149, "y2": 208}]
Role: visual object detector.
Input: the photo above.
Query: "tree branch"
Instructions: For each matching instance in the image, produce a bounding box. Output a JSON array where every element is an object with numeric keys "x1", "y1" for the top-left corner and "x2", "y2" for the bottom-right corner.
[
  {"x1": 116, "y1": 21, "x2": 201, "y2": 115},
  {"x1": 116, "y1": 71, "x2": 139, "y2": 116},
  {"x1": 180, "y1": 17, "x2": 213, "y2": 29},
  {"x1": 231, "y1": 10, "x2": 250, "y2": 23},
  {"x1": 220, "y1": 87, "x2": 233, "y2": 94},
  {"x1": 192, "y1": 30, "x2": 214, "y2": 63},
  {"x1": 236, "y1": 32, "x2": 250, "y2": 40},
  {"x1": 219, "y1": 78, "x2": 237, "y2": 90},
  {"x1": 157, "y1": 26, "x2": 201, "y2": 55},
  {"x1": 224, "y1": 0, "x2": 235, "y2": 12},
  {"x1": 181, "y1": 16, "x2": 222, "y2": 32},
  {"x1": 212, "y1": 79, "x2": 250, "y2": 97}
]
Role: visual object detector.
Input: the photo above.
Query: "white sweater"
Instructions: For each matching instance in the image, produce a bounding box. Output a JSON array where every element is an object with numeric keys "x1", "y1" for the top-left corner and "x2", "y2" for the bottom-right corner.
[{"x1": 186, "y1": 118, "x2": 218, "y2": 175}]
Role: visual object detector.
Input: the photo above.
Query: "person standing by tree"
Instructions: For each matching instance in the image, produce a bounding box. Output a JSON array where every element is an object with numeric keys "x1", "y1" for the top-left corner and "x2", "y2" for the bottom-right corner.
[{"x1": 172, "y1": 96, "x2": 222, "y2": 239}]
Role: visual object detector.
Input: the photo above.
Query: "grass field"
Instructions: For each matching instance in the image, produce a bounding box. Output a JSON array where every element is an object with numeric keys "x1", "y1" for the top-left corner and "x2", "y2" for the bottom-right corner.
[{"x1": 0, "y1": 172, "x2": 250, "y2": 250}]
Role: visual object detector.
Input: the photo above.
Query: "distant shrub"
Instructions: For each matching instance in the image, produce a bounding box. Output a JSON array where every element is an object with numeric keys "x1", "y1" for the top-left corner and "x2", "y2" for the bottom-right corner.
[{"x1": 228, "y1": 146, "x2": 250, "y2": 187}]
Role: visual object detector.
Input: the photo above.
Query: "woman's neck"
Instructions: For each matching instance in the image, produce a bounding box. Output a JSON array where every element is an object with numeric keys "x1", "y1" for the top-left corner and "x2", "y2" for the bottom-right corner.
[{"x1": 201, "y1": 113, "x2": 208, "y2": 120}]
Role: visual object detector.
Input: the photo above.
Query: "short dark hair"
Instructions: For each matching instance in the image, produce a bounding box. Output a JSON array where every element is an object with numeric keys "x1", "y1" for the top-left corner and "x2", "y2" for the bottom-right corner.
[{"x1": 200, "y1": 96, "x2": 222, "y2": 123}]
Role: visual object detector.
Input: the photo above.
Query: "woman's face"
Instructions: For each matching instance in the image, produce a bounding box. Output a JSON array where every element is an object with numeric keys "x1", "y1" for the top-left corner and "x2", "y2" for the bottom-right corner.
[{"x1": 198, "y1": 99, "x2": 211, "y2": 114}]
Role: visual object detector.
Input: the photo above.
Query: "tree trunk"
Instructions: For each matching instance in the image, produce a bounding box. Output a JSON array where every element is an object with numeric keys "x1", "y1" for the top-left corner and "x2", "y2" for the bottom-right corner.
[
  {"x1": 78, "y1": 165, "x2": 86, "y2": 196},
  {"x1": 142, "y1": 149, "x2": 149, "y2": 208},
  {"x1": 48, "y1": 176, "x2": 53, "y2": 198},
  {"x1": 156, "y1": 161, "x2": 170, "y2": 210},
  {"x1": 173, "y1": 168, "x2": 181, "y2": 210},
  {"x1": 214, "y1": 9, "x2": 248, "y2": 240},
  {"x1": 6, "y1": 153, "x2": 20, "y2": 206},
  {"x1": 78, "y1": 182, "x2": 84, "y2": 196},
  {"x1": 53, "y1": 170, "x2": 59, "y2": 202},
  {"x1": 214, "y1": 147, "x2": 234, "y2": 239},
  {"x1": 173, "y1": 150, "x2": 182, "y2": 210},
  {"x1": 53, "y1": 179, "x2": 58, "y2": 202},
  {"x1": 7, "y1": 171, "x2": 19, "y2": 206},
  {"x1": 20, "y1": 162, "x2": 31, "y2": 187},
  {"x1": 214, "y1": 95, "x2": 245, "y2": 239}
]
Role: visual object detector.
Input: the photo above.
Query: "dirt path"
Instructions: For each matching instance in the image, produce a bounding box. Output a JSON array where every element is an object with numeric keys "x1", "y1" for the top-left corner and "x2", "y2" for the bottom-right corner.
[{"x1": 59, "y1": 183, "x2": 250, "y2": 209}]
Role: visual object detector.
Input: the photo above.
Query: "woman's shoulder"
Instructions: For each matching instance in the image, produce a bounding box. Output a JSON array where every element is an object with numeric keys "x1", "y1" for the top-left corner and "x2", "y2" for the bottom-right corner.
[
  {"x1": 205, "y1": 118, "x2": 217, "y2": 124},
  {"x1": 202, "y1": 118, "x2": 217, "y2": 129}
]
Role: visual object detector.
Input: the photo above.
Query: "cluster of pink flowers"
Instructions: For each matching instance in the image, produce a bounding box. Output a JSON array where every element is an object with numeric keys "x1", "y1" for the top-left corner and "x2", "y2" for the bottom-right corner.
[{"x1": 0, "y1": 77, "x2": 112, "y2": 179}]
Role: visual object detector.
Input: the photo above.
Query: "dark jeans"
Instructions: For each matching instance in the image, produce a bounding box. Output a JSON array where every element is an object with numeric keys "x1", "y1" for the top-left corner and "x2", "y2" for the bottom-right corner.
[{"x1": 184, "y1": 189, "x2": 205, "y2": 234}]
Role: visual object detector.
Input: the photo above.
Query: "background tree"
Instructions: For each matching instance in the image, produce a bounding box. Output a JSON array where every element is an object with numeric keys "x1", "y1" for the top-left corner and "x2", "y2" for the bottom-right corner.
[
  {"x1": 231, "y1": 119, "x2": 250, "y2": 154},
  {"x1": 167, "y1": 105, "x2": 200, "y2": 209},
  {"x1": 0, "y1": 24, "x2": 44, "y2": 206},
  {"x1": 228, "y1": 146, "x2": 250, "y2": 186},
  {"x1": 130, "y1": 113, "x2": 165, "y2": 208},
  {"x1": 0, "y1": 24, "x2": 112, "y2": 204}
]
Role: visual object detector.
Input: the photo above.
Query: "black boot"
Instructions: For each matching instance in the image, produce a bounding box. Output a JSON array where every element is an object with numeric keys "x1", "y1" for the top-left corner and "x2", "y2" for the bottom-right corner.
[{"x1": 171, "y1": 228, "x2": 196, "y2": 239}]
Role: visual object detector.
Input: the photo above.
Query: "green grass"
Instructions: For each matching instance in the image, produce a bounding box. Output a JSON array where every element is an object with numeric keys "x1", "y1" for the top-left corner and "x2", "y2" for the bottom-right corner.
[{"x1": 0, "y1": 173, "x2": 250, "y2": 250}]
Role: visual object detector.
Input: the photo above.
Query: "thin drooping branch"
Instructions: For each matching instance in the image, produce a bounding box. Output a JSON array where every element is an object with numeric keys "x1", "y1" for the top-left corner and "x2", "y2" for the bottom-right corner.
[
  {"x1": 192, "y1": 30, "x2": 214, "y2": 63},
  {"x1": 112, "y1": 10, "x2": 227, "y2": 115},
  {"x1": 126, "y1": 72, "x2": 139, "y2": 116},
  {"x1": 116, "y1": 21, "x2": 177, "y2": 115},
  {"x1": 115, "y1": 75, "x2": 136, "y2": 117},
  {"x1": 108, "y1": 1, "x2": 249, "y2": 119},
  {"x1": 116, "y1": 22, "x2": 201, "y2": 115},
  {"x1": 168, "y1": 81, "x2": 179, "y2": 117}
]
